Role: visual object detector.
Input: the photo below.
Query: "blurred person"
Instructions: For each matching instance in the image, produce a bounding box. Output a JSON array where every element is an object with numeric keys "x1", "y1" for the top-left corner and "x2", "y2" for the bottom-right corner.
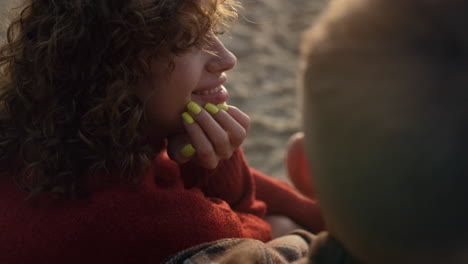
[{"x1": 299, "y1": 0, "x2": 468, "y2": 263}]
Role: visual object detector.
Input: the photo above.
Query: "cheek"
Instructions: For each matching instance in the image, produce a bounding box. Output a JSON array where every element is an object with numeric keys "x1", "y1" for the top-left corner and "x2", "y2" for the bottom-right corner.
[
  {"x1": 141, "y1": 61, "x2": 201, "y2": 134},
  {"x1": 144, "y1": 94, "x2": 188, "y2": 133}
]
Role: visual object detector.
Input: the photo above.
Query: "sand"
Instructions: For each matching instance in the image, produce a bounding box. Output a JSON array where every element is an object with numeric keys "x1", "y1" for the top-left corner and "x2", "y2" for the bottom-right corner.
[
  {"x1": 0, "y1": 0, "x2": 329, "y2": 182},
  {"x1": 222, "y1": 0, "x2": 328, "y2": 181}
]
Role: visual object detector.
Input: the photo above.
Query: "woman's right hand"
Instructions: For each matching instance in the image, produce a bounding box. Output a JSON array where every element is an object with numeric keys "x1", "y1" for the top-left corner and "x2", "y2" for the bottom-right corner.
[{"x1": 167, "y1": 102, "x2": 250, "y2": 169}]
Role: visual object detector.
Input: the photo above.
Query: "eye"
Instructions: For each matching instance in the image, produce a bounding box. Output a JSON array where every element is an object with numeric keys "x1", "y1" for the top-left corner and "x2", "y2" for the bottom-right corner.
[
  {"x1": 187, "y1": 41, "x2": 202, "y2": 49},
  {"x1": 213, "y1": 30, "x2": 225, "y2": 36}
]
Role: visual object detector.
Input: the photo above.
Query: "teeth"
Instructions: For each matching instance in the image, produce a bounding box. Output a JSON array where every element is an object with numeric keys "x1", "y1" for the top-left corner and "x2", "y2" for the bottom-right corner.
[{"x1": 193, "y1": 86, "x2": 221, "y2": 95}]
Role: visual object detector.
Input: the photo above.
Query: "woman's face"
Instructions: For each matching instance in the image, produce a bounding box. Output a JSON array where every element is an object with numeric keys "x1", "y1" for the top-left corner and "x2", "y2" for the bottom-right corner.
[{"x1": 136, "y1": 32, "x2": 237, "y2": 139}]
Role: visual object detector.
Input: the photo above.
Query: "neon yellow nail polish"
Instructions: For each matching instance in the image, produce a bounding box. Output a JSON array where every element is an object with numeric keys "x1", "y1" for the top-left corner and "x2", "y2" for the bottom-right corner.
[
  {"x1": 187, "y1": 101, "x2": 201, "y2": 114},
  {"x1": 217, "y1": 103, "x2": 229, "y2": 111},
  {"x1": 204, "y1": 103, "x2": 219, "y2": 114},
  {"x1": 181, "y1": 112, "x2": 194, "y2": 124},
  {"x1": 181, "y1": 144, "x2": 196, "y2": 157}
]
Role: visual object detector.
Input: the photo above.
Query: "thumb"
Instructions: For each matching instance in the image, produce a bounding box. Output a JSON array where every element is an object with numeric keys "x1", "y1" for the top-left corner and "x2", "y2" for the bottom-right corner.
[{"x1": 167, "y1": 133, "x2": 196, "y2": 164}]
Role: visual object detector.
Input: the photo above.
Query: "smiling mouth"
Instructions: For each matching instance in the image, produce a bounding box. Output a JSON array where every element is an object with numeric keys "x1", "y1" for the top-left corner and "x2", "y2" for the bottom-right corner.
[{"x1": 192, "y1": 86, "x2": 222, "y2": 95}]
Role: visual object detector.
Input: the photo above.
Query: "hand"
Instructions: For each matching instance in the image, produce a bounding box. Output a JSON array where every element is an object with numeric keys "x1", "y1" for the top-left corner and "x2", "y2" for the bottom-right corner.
[
  {"x1": 309, "y1": 232, "x2": 363, "y2": 264},
  {"x1": 167, "y1": 101, "x2": 250, "y2": 169},
  {"x1": 286, "y1": 132, "x2": 316, "y2": 199}
]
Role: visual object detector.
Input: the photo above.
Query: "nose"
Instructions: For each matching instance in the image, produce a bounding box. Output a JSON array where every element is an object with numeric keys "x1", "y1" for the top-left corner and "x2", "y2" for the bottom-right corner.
[{"x1": 206, "y1": 35, "x2": 237, "y2": 73}]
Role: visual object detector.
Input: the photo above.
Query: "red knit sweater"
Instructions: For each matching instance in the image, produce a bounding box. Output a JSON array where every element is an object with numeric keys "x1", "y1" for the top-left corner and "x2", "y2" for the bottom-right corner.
[{"x1": 0, "y1": 149, "x2": 323, "y2": 264}]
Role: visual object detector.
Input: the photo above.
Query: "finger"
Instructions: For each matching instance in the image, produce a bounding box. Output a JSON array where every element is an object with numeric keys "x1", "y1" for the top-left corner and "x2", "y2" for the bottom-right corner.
[
  {"x1": 204, "y1": 103, "x2": 247, "y2": 148},
  {"x1": 223, "y1": 104, "x2": 251, "y2": 131},
  {"x1": 182, "y1": 110, "x2": 219, "y2": 169},
  {"x1": 166, "y1": 133, "x2": 195, "y2": 164},
  {"x1": 186, "y1": 101, "x2": 233, "y2": 160}
]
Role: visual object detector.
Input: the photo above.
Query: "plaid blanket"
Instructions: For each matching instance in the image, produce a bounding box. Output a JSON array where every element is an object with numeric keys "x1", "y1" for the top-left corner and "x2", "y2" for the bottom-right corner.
[{"x1": 163, "y1": 230, "x2": 361, "y2": 264}]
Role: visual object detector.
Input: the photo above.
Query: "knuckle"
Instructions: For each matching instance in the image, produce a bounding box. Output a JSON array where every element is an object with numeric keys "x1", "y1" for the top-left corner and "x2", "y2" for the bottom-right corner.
[
  {"x1": 244, "y1": 116, "x2": 251, "y2": 130},
  {"x1": 212, "y1": 133, "x2": 229, "y2": 147},
  {"x1": 219, "y1": 150, "x2": 233, "y2": 160},
  {"x1": 244, "y1": 114, "x2": 251, "y2": 123},
  {"x1": 201, "y1": 156, "x2": 219, "y2": 169},
  {"x1": 206, "y1": 161, "x2": 218, "y2": 170},
  {"x1": 237, "y1": 128, "x2": 247, "y2": 140},
  {"x1": 196, "y1": 148, "x2": 213, "y2": 161},
  {"x1": 230, "y1": 128, "x2": 247, "y2": 146}
]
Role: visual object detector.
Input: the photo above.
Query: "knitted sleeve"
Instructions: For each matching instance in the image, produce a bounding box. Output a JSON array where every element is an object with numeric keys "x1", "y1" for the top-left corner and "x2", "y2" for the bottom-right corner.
[
  {"x1": 187, "y1": 148, "x2": 269, "y2": 218},
  {"x1": 252, "y1": 168, "x2": 325, "y2": 233},
  {"x1": 195, "y1": 148, "x2": 325, "y2": 233}
]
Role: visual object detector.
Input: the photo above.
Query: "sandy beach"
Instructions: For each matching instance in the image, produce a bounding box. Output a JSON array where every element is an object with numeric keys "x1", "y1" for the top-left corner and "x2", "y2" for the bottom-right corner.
[{"x1": 223, "y1": 0, "x2": 328, "y2": 181}]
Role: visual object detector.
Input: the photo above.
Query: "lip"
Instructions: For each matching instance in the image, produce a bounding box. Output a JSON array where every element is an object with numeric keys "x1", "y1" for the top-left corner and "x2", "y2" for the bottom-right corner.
[
  {"x1": 191, "y1": 75, "x2": 229, "y2": 104},
  {"x1": 193, "y1": 74, "x2": 227, "y2": 93},
  {"x1": 191, "y1": 85, "x2": 229, "y2": 104}
]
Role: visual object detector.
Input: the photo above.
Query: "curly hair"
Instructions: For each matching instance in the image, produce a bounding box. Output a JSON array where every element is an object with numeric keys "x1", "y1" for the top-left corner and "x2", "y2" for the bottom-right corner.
[{"x1": 0, "y1": 0, "x2": 239, "y2": 200}]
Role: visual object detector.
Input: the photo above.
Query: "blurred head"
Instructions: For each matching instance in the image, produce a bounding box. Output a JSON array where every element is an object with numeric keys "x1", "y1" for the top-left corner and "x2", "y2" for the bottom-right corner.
[
  {"x1": 301, "y1": 0, "x2": 468, "y2": 263},
  {"x1": 0, "y1": 0, "x2": 238, "y2": 199}
]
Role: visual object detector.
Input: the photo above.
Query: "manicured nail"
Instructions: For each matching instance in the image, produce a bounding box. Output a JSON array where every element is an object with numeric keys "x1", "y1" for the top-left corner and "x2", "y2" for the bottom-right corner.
[
  {"x1": 204, "y1": 103, "x2": 219, "y2": 114},
  {"x1": 181, "y1": 144, "x2": 196, "y2": 157},
  {"x1": 217, "y1": 103, "x2": 229, "y2": 111},
  {"x1": 181, "y1": 112, "x2": 194, "y2": 124},
  {"x1": 187, "y1": 101, "x2": 201, "y2": 114}
]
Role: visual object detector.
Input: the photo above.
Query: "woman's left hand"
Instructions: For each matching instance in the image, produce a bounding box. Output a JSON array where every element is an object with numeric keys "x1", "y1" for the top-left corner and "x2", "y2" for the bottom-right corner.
[{"x1": 167, "y1": 102, "x2": 250, "y2": 169}]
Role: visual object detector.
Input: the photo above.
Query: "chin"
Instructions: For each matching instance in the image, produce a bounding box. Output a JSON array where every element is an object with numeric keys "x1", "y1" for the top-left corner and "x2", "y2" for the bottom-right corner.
[{"x1": 165, "y1": 121, "x2": 186, "y2": 137}]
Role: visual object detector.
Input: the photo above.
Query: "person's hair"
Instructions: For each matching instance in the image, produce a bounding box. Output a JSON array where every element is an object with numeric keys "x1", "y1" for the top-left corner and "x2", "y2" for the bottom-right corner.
[
  {"x1": 301, "y1": 0, "x2": 468, "y2": 263},
  {"x1": 0, "y1": 0, "x2": 239, "y2": 200}
]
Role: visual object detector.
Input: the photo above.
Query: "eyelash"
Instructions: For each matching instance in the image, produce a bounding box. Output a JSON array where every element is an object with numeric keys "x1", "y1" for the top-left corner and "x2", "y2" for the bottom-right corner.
[{"x1": 183, "y1": 30, "x2": 224, "y2": 50}]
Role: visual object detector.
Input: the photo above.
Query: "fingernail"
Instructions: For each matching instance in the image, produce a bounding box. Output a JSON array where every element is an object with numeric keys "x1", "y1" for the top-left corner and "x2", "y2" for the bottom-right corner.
[
  {"x1": 181, "y1": 144, "x2": 196, "y2": 157},
  {"x1": 204, "y1": 103, "x2": 219, "y2": 114},
  {"x1": 181, "y1": 112, "x2": 194, "y2": 124},
  {"x1": 217, "y1": 103, "x2": 229, "y2": 111},
  {"x1": 187, "y1": 101, "x2": 201, "y2": 114}
]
